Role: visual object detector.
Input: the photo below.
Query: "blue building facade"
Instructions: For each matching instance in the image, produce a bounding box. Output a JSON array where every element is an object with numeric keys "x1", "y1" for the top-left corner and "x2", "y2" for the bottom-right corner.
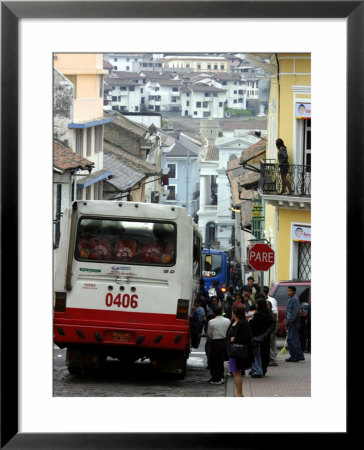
[{"x1": 161, "y1": 132, "x2": 201, "y2": 219}]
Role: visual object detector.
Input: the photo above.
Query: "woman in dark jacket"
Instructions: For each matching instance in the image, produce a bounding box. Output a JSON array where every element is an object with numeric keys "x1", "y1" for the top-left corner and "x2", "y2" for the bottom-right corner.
[
  {"x1": 249, "y1": 296, "x2": 276, "y2": 377},
  {"x1": 276, "y1": 138, "x2": 293, "y2": 194},
  {"x1": 226, "y1": 303, "x2": 253, "y2": 397}
]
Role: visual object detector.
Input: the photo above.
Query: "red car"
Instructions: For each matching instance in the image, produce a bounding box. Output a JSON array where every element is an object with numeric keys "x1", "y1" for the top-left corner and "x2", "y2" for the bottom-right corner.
[{"x1": 269, "y1": 280, "x2": 311, "y2": 336}]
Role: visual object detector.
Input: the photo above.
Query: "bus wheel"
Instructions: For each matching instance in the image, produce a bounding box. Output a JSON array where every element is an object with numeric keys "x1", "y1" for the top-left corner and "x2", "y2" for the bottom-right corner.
[
  {"x1": 176, "y1": 355, "x2": 187, "y2": 379},
  {"x1": 67, "y1": 367, "x2": 84, "y2": 375}
]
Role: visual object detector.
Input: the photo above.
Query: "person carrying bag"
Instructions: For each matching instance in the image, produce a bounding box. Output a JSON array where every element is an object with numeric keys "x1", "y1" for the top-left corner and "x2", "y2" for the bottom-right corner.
[{"x1": 226, "y1": 303, "x2": 253, "y2": 397}]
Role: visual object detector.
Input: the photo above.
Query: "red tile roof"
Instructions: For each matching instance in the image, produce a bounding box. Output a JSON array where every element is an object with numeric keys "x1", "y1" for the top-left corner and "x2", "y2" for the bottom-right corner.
[{"x1": 53, "y1": 141, "x2": 94, "y2": 172}]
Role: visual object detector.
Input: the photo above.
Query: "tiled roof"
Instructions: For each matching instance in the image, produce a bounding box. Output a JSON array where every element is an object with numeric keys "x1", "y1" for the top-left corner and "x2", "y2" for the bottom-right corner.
[
  {"x1": 103, "y1": 141, "x2": 161, "y2": 175},
  {"x1": 158, "y1": 79, "x2": 182, "y2": 87},
  {"x1": 239, "y1": 138, "x2": 266, "y2": 164},
  {"x1": 103, "y1": 60, "x2": 114, "y2": 69},
  {"x1": 205, "y1": 145, "x2": 219, "y2": 161},
  {"x1": 104, "y1": 112, "x2": 149, "y2": 138},
  {"x1": 104, "y1": 152, "x2": 145, "y2": 192},
  {"x1": 53, "y1": 140, "x2": 94, "y2": 172},
  {"x1": 112, "y1": 71, "x2": 144, "y2": 80},
  {"x1": 186, "y1": 84, "x2": 226, "y2": 92},
  {"x1": 105, "y1": 77, "x2": 139, "y2": 87},
  {"x1": 166, "y1": 140, "x2": 199, "y2": 158}
]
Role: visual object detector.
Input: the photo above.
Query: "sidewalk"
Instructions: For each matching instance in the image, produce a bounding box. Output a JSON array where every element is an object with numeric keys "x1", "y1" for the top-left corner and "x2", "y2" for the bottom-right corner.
[{"x1": 224, "y1": 338, "x2": 311, "y2": 397}]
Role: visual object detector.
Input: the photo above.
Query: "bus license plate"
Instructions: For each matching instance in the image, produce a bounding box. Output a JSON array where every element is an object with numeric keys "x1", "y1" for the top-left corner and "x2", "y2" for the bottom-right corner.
[{"x1": 112, "y1": 331, "x2": 130, "y2": 342}]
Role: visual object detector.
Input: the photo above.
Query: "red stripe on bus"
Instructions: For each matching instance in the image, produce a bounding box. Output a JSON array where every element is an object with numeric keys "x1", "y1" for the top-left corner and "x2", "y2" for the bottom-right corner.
[{"x1": 54, "y1": 308, "x2": 188, "y2": 331}]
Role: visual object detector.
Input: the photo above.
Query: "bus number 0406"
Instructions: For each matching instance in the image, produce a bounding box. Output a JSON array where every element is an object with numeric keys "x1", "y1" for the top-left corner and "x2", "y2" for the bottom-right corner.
[{"x1": 105, "y1": 293, "x2": 138, "y2": 309}]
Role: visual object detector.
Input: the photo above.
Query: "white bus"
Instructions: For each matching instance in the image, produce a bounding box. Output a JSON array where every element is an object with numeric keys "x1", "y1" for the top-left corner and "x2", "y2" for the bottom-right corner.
[{"x1": 54, "y1": 200, "x2": 202, "y2": 377}]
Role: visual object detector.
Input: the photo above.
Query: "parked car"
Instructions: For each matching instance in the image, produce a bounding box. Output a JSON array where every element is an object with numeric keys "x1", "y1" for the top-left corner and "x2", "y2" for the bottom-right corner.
[{"x1": 269, "y1": 280, "x2": 311, "y2": 336}]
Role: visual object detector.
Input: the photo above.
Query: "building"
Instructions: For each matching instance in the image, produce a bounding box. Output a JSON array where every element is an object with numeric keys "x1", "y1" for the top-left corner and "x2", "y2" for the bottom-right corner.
[
  {"x1": 197, "y1": 133, "x2": 261, "y2": 250},
  {"x1": 181, "y1": 84, "x2": 226, "y2": 119},
  {"x1": 53, "y1": 141, "x2": 94, "y2": 249},
  {"x1": 53, "y1": 53, "x2": 112, "y2": 201},
  {"x1": 160, "y1": 55, "x2": 230, "y2": 72},
  {"x1": 161, "y1": 132, "x2": 201, "y2": 217},
  {"x1": 258, "y1": 53, "x2": 311, "y2": 283},
  {"x1": 103, "y1": 111, "x2": 163, "y2": 203}
]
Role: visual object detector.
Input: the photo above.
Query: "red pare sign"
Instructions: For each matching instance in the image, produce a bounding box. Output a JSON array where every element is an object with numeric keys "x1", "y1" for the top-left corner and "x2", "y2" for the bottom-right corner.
[{"x1": 248, "y1": 243, "x2": 275, "y2": 271}]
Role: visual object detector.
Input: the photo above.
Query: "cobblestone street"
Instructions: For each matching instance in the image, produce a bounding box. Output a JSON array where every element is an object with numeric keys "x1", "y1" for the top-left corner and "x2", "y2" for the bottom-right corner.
[{"x1": 53, "y1": 338, "x2": 310, "y2": 397}]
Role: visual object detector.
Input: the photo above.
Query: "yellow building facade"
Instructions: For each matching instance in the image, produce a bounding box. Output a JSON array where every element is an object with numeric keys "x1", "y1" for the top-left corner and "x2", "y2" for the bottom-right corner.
[
  {"x1": 262, "y1": 53, "x2": 311, "y2": 284},
  {"x1": 54, "y1": 53, "x2": 112, "y2": 200}
]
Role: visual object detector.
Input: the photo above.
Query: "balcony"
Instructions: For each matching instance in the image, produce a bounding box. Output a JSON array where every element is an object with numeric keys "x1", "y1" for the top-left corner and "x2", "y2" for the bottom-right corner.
[{"x1": 259, "y1": 159, "x2": 311, "y2": 209}]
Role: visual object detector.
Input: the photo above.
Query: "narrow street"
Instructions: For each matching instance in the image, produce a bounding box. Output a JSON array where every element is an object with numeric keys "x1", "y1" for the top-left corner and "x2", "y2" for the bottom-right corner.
[{"x1": 53, "y1": 337, "x2": 310, "y2": 397}]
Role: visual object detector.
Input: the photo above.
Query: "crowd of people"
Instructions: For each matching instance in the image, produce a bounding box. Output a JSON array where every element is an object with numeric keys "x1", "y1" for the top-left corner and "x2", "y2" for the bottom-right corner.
[{"x1": 190, "y1": 275, "x2": 309, "y2": 397}]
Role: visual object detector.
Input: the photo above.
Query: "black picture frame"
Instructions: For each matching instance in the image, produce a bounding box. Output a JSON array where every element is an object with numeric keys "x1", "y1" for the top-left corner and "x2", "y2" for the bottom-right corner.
[{"x1": 1, "y1": 1, "x2": 359, "y2": 448}]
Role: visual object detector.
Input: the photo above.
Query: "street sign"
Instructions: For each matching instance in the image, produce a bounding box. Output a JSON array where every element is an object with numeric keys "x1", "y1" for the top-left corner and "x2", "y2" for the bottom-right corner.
[{"x1": 248, "y1": 243, "x2": 275, "y2": 271}]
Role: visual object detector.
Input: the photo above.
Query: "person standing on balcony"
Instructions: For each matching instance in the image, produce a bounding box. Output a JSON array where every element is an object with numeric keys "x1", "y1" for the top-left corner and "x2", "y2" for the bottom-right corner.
[{"x1": 276, "y1": 138, "x2": 293, "y2": 194}]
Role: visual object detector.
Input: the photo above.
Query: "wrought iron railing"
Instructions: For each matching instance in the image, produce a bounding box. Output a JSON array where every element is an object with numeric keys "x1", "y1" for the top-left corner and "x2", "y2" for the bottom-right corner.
[{"x1": 259, "y1": 159, "x2": 311, "y2": 197}]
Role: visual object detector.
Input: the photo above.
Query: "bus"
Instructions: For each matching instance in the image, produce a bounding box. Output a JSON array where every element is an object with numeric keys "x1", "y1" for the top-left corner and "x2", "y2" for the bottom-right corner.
[
  {"x1": 54, "y1": 200, "x2": 202, "y2": 378},
  {"x1": 201, "y1": 248, "x2": 229, "y2": 294}
]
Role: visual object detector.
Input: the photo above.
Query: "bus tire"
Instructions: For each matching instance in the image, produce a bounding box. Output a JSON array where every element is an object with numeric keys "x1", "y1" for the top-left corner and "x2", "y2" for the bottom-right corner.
[{"x1": 67, "y1": 367, "x2": 84, "y2": 376}]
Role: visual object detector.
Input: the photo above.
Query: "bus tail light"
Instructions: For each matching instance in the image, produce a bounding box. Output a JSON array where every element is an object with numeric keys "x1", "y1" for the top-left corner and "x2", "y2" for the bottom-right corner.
[
  {"x1": 176, "y1": 299, "x2": 189, "y2": 319},
  {"x1": 55, "y1": 292, "x2": 67, "y2": 312},
  {"x1": 221, "y1": 283, "x2": 227, "y2": 293}
]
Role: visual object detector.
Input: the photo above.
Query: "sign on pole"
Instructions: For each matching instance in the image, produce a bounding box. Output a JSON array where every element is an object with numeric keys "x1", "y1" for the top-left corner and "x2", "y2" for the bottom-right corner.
[{"x1": 248, "y1": 243, "x2": 275, "y2": 272}]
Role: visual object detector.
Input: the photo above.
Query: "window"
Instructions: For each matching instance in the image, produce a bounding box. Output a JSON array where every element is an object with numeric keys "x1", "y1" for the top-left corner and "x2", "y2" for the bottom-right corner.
[
  {"x1": 166, "y1": 186, "x2": 176, "y2": 201},
  {"x1": 129, "y1": 86, "x2": 135, "y2": 91},
  {"x1": 219, "y1": 102, "x2": 223, "y2": 107},
  {"x1": 75, "y1": 218, "x2": 176, "y2": 266},
  {"x1": 214, "y1": 65, "x2": 218, "y2": 70},
  {"x1": 186, "y1": 101, "x2": 190, "y2": 106},
  {"x1": 220, "y1": 65, "x2": 225, "y2": 70},
  {"x1": 197, "y1": 65, "x2": 201, "y2": 69},
  {"x1": 95, "y1": 126, "x2": 102, "y2": 155},
  {"x1": 76, "y1": 129, "x2": 83, "y2": 156},
  {"x1": 213, "y1": 93, "x2": 218, "y2": 97},
  {"x1": 172, "y1": 87, "x2": 178, "y2": 92},
  {"x1": 167, "y1": 163, "x2": 176, "y2": 178},
  {"x1": 207, "y1": 65, "x2": 211, "y2": 69},
  {"x1": 203, "y1": 101, "x2": 208, "y2": 108},
  {"x1": 99, "y1": 75, "x2": 103, "y2": 97},
  {"x1": 86, "y1": 127, "x2": 92, "y2": 156},
  {"x1": 304, "y1": 119, "x2": 311, "y2": 166},
  {"x1": 204, "y1": 92, "x2": 210, "y2": 97},
  {"x1": 196, "y1": 102, "x2": 201, "y2": 108}
]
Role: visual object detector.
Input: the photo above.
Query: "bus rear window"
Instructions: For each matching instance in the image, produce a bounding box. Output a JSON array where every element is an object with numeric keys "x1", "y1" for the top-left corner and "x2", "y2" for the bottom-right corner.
[{"x1": 75, "y1": 218, "x2": 176, "y2": 266}]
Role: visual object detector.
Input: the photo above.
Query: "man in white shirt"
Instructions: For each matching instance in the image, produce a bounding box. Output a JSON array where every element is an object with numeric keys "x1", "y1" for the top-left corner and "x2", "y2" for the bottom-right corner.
[
  {"x1": 206, "y1": 306, "x2": 231, "y2": 384},
  {"x1": 264, "y1": 286, "x2": 278, "y2": 366}
]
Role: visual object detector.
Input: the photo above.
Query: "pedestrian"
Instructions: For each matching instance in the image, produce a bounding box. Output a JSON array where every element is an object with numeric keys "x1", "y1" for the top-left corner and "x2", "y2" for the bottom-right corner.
[
  {"x1": 226, "y1": 303, "x2": 254, "y2": 397},
  {"x1": 249, "y1": 296, "x2": 276, "y2": 377},
  {"x1": 201, "y1": 295, "x2": 220, "y2": 368},
  {"x1": 224, "y1": 295, "x2": 234, "y2": 320},
  {"x1": 206, "y1": 305, "x2": 231, "y2": 384},
  {"x1": 208, "y1": 281, "x2": 225, "y2": 310},
  {"x1": 276, "y1": 138, "x2": 293, "y2": 194},
  {"x1": 285, "y1": 286, "x2": 305, "y2": 362},
  {"x1": 306, "y1": 302, "x2": 311, "y2": 353},
  {"x1": 299, "y1": 297, "x2": 310, "y2": 353},
  {"x1": 263, "y1": 286, "x2": 278, "y2": 366},
  {"x1": 246, "y1": 276, "x2": 260, "y2": 307},
  {"x1": 190, "y1": 298, "x2": 205, "y2": 349},
  {"x1": 231, "y1": 262, "x2": 242, "y2": 291}
]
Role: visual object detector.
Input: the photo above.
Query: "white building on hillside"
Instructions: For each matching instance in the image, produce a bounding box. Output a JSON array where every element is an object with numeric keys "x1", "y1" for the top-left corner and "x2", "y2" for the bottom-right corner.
[{"x1": 181, "y1": 84, "x2": 226, "y2": 118}]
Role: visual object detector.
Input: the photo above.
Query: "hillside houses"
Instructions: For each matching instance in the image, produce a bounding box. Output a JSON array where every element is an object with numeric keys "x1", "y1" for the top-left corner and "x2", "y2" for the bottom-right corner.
[{"x1": 103, "y1": 53, "x2": 269, "y2": 118}]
